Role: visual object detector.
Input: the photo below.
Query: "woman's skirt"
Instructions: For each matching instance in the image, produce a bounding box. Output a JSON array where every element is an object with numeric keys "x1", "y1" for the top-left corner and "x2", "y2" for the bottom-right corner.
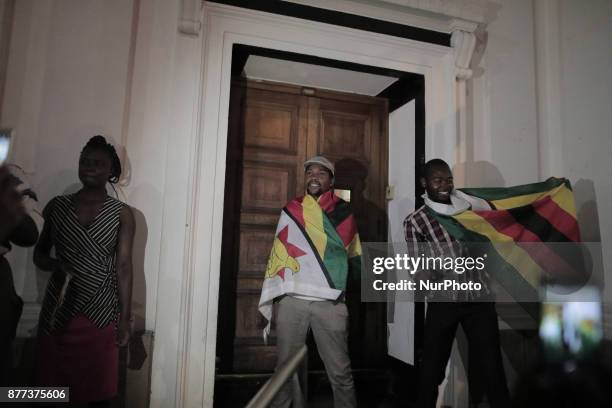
[{"x1": 37, "y1": 314, "x2": 118, "y2": 403}]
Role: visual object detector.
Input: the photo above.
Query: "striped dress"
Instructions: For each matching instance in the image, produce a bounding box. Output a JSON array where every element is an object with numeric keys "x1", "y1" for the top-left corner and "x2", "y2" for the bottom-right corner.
[
  {"x1": 37, "y1": 194, "x2": 125, "y2": 402},
  {"x1": 39, "y1": 194, "x2": 125, "y2": 333}
]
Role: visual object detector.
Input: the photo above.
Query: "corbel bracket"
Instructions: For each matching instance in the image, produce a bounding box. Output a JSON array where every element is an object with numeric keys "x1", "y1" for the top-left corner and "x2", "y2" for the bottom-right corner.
[
  {"x1": 179, "y1": 0, "x2": 203, "y2": 35},
  {"x1": 450, "y1": 19, "x2": 478, "y2": 81}
]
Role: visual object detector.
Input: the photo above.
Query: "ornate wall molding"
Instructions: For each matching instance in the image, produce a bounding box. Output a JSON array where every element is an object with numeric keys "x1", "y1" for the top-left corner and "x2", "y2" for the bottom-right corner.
[
  {"x1": 284, "y1": 0, "x2": 450, "y2": 33},
  {"x1": 182, "y1": 3, "x2": 458, "y2": 405},
  {"x1": 450, "y1": 19, "x2": 478, "y2": 184},
  {"x1": 284, "y1": 1, "x2": 483, "y2": 81},
  {"x1": 534, "y1": 0, "x2": 563, "y2": 180},
  {"x1": 450, "y1": 19, "x2": 478, "y2": 81},
  {"x1": 377, "y1": 0, "x2": 489, "y2": 24},
  {"x1": 284, "y1": 0, "x2": 488, "y2": 33},
  {"x1": 179, "y1": 0, "x2": 203, "y2": 35}
]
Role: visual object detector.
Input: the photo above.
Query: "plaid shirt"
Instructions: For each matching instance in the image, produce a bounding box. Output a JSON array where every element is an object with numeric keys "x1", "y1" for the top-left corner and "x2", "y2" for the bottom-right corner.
[{"x1": 403, "y1": 205, "x2": 490, "y2": 301}]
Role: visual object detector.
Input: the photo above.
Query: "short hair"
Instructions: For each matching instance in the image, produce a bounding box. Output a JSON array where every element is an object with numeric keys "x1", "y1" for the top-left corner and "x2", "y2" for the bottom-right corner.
[
  {"x1": 81, "y1": 135, "x2": 122, "y2": 184},
  {"x1": 422, "y1": 159, "x2": 451, "y2": 179}
]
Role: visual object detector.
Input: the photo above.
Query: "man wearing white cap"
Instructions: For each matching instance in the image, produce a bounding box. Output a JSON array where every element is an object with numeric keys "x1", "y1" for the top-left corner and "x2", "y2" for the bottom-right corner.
[{"x1": 259, "y1": 155, "x2": 362, "y2": 407}]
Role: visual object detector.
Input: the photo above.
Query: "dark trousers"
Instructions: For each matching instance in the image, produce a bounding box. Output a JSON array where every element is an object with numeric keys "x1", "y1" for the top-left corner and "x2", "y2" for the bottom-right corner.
[
  {"x1": 417, "y1": 302, "x2": 510, "y2": 408},
  {"x1": 0, "y1": 257, "x2": 23, "y2": 386}
]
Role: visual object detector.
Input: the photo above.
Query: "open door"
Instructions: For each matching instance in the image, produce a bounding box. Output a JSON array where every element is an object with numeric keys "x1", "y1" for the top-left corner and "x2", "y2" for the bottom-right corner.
[{"x1": 217, "y1": 79, "x2": 389, "y2": 374}]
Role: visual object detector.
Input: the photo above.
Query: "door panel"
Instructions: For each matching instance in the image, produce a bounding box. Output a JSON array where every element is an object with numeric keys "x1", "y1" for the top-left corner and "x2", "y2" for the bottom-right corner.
[
  {"x1": 315, "y1": 93, "x2": 388, "y2": 367},
  {"x1": 218, "y1": 79, "x2": 388, "y2": 372},
  {"x1": 241, "y1": 161, "x2": 296, "y2": 211},
  {"x1": 319, "y1": 110, "x2": 372, "y2": 162},
  {"x1": 244, "y1": 100, "x2": 300, "y2": 153},
  {"x1": 238, "y1": 229, "x2": 275, "y2": 273}
]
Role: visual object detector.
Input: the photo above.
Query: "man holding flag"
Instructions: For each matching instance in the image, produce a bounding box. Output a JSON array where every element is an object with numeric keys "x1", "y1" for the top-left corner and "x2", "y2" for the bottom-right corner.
[
  {"x1": 405, "y1": 159, "x2": 511, "y2": 408},
  {"x1": 259, "y1": 156, "x2": 361, "y2": 408},
  {"x1": 405, "y1": 154, "x2": 586, "y2": 407}
]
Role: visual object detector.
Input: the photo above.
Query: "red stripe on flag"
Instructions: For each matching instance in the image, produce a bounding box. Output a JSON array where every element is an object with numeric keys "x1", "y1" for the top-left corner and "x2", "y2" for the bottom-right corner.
[
  {"x1": 286, "y1": 199, "x2": 305, "y2": 227},
  {"x1": 318, "y1": 190, "x2": 340, "y2": 214},
  {"x1": 277, "y1": 225, "x2": 307, "y2": 258},
  {"x1": 476, "y1": 210, "x2": 542, "y2": 243},
  {"x1": 533, "y1": 196, "x2": 581, "y2": 242},
  {"x1": 335, "y1": 215, "x2": 358, "y2": 247},
  {"x1": 475, "y1": 210, "x2": 576, "y2": 279}
]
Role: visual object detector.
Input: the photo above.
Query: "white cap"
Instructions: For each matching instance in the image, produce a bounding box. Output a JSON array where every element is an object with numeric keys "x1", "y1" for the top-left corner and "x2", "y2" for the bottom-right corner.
[{"x1": 303, "y1": 155, "x2": 335, "y2": 176}]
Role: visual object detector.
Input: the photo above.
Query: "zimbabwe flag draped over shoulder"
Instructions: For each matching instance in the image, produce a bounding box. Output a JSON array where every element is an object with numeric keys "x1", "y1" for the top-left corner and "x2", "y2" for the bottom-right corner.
[
  {"x1": 427, "y1": 177, "x2": 584, "y2": 300},
  {"x1": 258, "y1": 190, "x2": 362, "y2": 339}
]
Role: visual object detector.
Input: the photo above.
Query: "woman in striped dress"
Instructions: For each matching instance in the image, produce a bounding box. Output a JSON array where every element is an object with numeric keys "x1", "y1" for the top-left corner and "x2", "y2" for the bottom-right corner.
[{"x1": 34, "y1": 136, "x2": 134, "y2": 406}]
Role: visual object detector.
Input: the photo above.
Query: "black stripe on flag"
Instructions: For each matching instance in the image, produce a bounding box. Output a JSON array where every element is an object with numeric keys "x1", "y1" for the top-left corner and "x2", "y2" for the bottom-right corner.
[
  {"x1": 507, "y1": 205, "x2": 587, "y2": 282},
  {"x1": 282, "y1": 207, "x2": 336, "y2": 289}
]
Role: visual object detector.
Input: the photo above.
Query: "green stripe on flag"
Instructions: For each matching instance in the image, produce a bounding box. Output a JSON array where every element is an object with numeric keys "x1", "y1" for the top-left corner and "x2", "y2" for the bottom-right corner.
[
  {"x1": 322, "y1": 212, "x2": 349, "y2": 290},
  {"x1": 426, "y1": 207, "x2": 539, "y2": 305},
  {"x1": 459, "y1": 177, "x2": 569, "y2": 202}
]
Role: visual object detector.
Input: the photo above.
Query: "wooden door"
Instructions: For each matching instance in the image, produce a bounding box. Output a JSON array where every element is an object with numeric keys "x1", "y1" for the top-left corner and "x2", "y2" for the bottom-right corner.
[{"x1": 217, "y1": 79, "x2": 388, "y2": 373}]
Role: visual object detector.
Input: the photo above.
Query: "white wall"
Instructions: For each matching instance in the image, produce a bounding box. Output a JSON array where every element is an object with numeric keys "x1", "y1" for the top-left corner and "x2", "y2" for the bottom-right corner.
[
  {"x1": 470, "y1": 0, "x2": 539, "y2": 187},
  {"x1": 470, "y1": 0, "x2": 612, "y2": 328},
  {"x1": 528, "y1": 0, "x2": 612, "y2": 333},
  {"x1": 2, "y1": 0, "x2": 138, "y2": 326},
  {"x1": 556, "y1": 0, "x2": 612, "y2": 325},
  {"x1": 2, "y1": 1, "x2": 204, "y2": 405},
  {"x1": 126, "y1": 0, "x2": 205, "y2": 405}
]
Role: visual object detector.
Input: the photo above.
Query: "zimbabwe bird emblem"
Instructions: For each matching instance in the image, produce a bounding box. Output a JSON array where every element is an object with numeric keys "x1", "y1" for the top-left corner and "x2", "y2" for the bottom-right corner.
[{"x1": 265, "y1": 225, "x2": 307, "y2": 280}]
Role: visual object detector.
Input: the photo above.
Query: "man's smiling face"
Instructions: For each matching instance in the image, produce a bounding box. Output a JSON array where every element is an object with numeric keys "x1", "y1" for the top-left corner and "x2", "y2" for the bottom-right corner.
[
  {"x1": 422, "y1": 163, "x2": 453, "y2": 204},
  {"x1": 305, "y1": 164, "x2": 333, "y2": 198}
]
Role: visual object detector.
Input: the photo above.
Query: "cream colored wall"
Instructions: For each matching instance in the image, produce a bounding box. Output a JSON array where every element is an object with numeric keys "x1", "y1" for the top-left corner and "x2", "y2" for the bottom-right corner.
[
  {"x1": 127, "y1": 0, "x2": 205, "y2": 405},
  {"x1": 2, "y1": 0, "x2": 204, "y2": 406},
  {"x1": 471, "y1": 0, "x2": 612, "y2": 333},
  {"x1": 469, "y1": 0, "x2": 539, "y2": 187},
  {"x1": 2, "y1": 0, "x2": 138, "y2": 326},
  {"x1": 555, "y1": 0, "x2": 612, "y2": 329}
]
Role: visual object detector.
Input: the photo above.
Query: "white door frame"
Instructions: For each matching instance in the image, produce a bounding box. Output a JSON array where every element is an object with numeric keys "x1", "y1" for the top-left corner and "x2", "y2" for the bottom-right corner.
[{"x1": 178, "y1": 3, "x2": 475, "y2": 406}]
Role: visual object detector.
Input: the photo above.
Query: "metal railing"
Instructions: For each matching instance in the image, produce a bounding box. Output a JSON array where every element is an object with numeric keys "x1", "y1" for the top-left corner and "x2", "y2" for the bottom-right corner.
[{"x1": 245, "y1": 345, "x2": 308, "y2": 408}]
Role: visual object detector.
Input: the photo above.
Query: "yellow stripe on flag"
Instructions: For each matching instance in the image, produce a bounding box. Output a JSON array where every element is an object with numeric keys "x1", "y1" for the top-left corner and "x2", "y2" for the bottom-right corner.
[
  {"x1": 302, "y1": 195, "x2": 327, "y2": 257},
  {"x1": 491, "y1": 184, "x2": 576, "y2": 219},
  {"x1": 454, "y1": 211, "x2": 543, "y2": 287},
  {"x1": 549, "y1": 185, "x2": 578, "y2": 218},
  {"x1": 346, "y1": 234, "x2": 362, "y2": 258}
]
